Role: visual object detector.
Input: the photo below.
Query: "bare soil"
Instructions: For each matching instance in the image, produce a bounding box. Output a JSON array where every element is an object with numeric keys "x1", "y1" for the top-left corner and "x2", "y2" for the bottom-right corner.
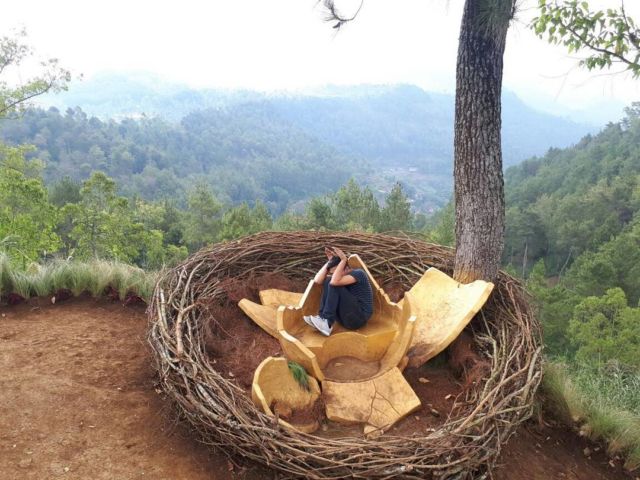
[
  {"x1": 494, "y1": 419, "x2": 636, "y2": 480},
  {"x1": 272, "y1": 397, "x2": 325, "y2": 426},
  {"x1": 1, "y1": 297, "x2": 635, "y2": 480},
  {"x1": 0, "y1": 297, "x2": 268, "y2": 480},
  {"x1": 203, "y1": 272, "x2": 306, "y2": 388},
  {"x1": 203, "y1": 303, "x2": 282, "y2": 388},
  {"x1": 323, "y1": 356, "x2": 381, "y2": 381}
]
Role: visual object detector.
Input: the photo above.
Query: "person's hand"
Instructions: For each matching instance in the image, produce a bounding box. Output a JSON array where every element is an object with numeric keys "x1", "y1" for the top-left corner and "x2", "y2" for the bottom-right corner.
[
  {"x1": 324, "y1": 246, "x2": 335, "y2": 260},
  {"x1": 333, "y1": 247, "x2": 347, "y2": 261}
]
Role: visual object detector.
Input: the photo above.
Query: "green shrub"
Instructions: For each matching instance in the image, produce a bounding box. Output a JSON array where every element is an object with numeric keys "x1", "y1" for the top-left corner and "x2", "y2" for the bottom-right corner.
[{"x1": 569, "y1": 288, "x2": 640, "y2": 368}]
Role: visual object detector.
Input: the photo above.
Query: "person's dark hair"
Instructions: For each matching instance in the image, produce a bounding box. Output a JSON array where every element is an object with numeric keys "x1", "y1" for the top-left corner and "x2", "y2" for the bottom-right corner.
[{"x1": 327, "y1": 256, "x2": 341, "y2": 269}]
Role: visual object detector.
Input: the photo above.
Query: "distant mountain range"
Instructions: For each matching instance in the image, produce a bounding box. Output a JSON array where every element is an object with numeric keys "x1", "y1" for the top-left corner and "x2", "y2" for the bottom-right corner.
[
  {"x1": 28, "y1": 72, "x2": 597, "y2": 210},
  {"x1": 43, "y1": 73, "x2": 593, "y2": 164}
]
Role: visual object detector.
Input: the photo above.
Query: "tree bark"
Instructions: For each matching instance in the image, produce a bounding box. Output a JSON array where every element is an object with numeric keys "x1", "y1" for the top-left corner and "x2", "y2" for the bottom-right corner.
[{"x1": 453, "y1": 1, "x2": 512, "y2": 283}]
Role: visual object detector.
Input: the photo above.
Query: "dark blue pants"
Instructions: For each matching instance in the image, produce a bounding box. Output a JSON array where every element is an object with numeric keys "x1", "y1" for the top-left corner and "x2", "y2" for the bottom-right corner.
[{"x1": 319, "y1": 278, "x2": 368, "y2": 330}]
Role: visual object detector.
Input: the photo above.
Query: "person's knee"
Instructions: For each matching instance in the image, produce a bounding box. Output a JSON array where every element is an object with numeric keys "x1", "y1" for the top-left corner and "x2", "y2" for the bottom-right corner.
[{"x1": 325, "y1": 281, "x2": 344, "y2": 293}]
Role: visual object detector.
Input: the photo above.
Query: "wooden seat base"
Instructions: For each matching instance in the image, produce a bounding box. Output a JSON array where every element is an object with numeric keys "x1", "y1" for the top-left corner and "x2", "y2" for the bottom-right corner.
[
  {"x1": 293, "y1": 316, "x2": 398, "y2": 356},
  {"x1": 322, "y1": 367, "x2": 421, "y2": 436}
]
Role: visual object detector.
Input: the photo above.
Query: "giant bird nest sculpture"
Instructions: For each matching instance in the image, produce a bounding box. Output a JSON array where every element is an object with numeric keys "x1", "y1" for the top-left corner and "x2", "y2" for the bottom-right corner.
[{"x1": 148, "y1": 231, "x2": 542, "y2": 479}]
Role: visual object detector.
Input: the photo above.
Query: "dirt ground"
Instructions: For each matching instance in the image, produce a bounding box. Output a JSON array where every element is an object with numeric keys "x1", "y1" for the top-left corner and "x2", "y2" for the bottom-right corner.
[{"x1": 1, "y1": 297, "x2": 636, "y2": 480}]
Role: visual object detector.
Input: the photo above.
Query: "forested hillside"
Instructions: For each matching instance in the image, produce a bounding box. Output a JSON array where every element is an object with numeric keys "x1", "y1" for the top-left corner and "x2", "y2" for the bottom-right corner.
[
  {"x1": 0, "y1": 107, "x2": 354, "y2": 213},
  {"x1": 0, "y1": 135, "x2": 415, "y2": 271},
  {"x1": 24, "y1": 74, "x2": 594, "y2": 211},
  {"x1": 500, "y1": 105, "x2": 640, "y2": 371},
  {"x1": 504, "y1": 104, "x2": 640, "y2": 276},
  {"x1": 267, "y1": 87, "x2": 590, "y2": 168}
]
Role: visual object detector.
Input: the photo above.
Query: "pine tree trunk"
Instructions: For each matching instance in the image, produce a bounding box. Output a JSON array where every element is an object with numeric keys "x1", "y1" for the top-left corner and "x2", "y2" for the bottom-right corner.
[{"x1": 453, "y1": 1, "x2": 512, "y2": 283}]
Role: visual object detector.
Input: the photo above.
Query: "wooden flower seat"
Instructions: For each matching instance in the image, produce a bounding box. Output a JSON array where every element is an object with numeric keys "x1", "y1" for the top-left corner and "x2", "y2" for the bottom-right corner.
[
  {"x1": 273, "y1": 255, "x2": 421, "y2": 435},
  {"x1": 240, "y1": 255, "x2": 494, "y2": 435},
  {"x1": 239, "y1": 254, "x2": 410, "y2": 373}
]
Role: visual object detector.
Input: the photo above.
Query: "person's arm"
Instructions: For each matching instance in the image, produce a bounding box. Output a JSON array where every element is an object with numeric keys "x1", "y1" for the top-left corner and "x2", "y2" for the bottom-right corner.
[
  {"x1": 313, "y1": 247, "x2": 336, "y2": 284},
  {"x1": 329, "y1": 247, "x2": 357, "y2": 286},
  {"x1": 313, "y1": 261, "x2": 331, "y2": 284}
]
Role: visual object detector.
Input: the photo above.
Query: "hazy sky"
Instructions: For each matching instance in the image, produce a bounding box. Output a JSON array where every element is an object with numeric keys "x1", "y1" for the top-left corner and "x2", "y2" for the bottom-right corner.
[{"x1": 3, "y1": 0, "x2": 640, "y2": 120}]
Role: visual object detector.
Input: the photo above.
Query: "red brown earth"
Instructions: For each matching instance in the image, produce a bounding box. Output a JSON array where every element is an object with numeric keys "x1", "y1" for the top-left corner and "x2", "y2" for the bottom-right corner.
[{"x1": 0, "y1": 297, "x2": 636, "y2": 480}]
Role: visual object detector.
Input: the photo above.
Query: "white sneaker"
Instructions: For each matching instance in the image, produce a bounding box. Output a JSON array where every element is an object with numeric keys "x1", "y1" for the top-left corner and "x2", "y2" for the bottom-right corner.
[
  {"x1": 310, "y1": 315, "x2": 333, "y2": 336},
  {"x1": 304, "y1": 314, "x2": 322, "y2": 327}
]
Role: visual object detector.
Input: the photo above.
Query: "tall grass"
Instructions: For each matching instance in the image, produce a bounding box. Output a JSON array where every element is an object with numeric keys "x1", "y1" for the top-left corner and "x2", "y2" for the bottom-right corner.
[
  {"x1": 542, "y1": 360, "x2": 640, "y2": 471},
  {"x1": 0, "y1": 254, "x2": 158, "y2": 302}
]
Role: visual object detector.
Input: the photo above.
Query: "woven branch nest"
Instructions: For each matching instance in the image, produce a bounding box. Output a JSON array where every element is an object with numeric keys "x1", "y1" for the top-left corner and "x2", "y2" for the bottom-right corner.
[{"x1": 148, "y1": 231, "x2": 542, "y2": 479}]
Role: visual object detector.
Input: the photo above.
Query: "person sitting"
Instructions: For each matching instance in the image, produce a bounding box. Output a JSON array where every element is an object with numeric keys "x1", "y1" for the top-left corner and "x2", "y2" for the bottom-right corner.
[{"x1": 303, "y1": 246, "x2": 373, "y2": 336}]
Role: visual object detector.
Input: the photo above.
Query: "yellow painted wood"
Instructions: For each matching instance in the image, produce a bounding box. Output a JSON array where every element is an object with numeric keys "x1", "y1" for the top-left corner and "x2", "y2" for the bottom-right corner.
[
  {"x1": 300, "y1": 280, "x2": 322, "y2": 317},
  {"x1": 277, "y1": 307, "x2": 325, "y2": 381},
  {"x1": 316, "y1": 330, "x2": 394, "y2": 368},
  {"x1": 379, "y1": 292, "x2": 416, "y2": 373},
  {"x1": 238, "y1": 299, "x2": 279, "y2": 338},
  {"x1": 294, "y1": 314, "x2": 396, "y2": 351},
  {"x1": 400, "y1": 268, "x2": 494, "y2": 367},
  {"x1": 322, "y1": 367, "x2": 421, "y2": 434},
  {"x1": 259, "y1": 289, "x2": 303, "y2": 308},
  {"x1": 239, "y1": 287, "x2": 304, "y2": 339},
  {"x1": 251, "y1": 356, "x2": 321, "y2": 433}
]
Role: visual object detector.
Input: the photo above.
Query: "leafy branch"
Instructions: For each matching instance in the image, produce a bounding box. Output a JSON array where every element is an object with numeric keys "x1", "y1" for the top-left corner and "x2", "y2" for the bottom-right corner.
[
  {"x1": 532, "y1": 0, "x2": 640, "y2": 77},
  {"x1": 0, "y1": 29, "x2": 71, "y2": 118}
]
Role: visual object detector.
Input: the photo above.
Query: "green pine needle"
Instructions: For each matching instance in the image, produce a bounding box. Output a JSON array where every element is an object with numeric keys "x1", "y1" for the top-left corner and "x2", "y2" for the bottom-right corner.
[{"x1": 288, "y1": 361, "x2": 310, "y2": 392}]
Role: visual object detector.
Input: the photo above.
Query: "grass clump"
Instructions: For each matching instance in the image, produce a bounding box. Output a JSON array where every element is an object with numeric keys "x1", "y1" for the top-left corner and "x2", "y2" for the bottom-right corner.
[
  {"x1": 0, "y1": 256, "x2": 158, "y2": 303},
  {"x1": 68, "y1": 262, "x2": 95, "y2": 297},
  {"x1": 0, "y1": 253, "x2": 15, "y2": 297},
  {"x1": 110, "y1": 262, "x2": 156, "y2": 300},
  {"x1": 10, "y1": 270, "x2": 33, "y2": 299},
  {"x1": 29, "y1": 263, "x2": 56, "y2": 297},
  {"x1": 543, "y1": 360, "x2": 640, "y2": 471},
  {"x1": 540, "y1": 361, "x2": 583, "y2": 425}
]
